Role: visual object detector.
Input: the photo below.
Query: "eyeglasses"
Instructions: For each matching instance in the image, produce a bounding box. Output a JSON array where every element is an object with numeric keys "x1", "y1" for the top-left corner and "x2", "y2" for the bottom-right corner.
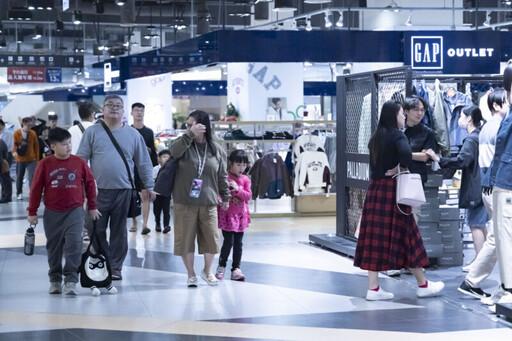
[
  {"x1": 411, "y1": 108, "x2": 426, "y2": 113},
  {"x1": 104, "y1": 103, "x2": 123, "y2": 109}
]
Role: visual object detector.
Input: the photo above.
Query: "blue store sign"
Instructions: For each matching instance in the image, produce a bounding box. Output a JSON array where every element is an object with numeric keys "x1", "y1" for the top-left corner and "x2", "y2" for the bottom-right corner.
[
  {"x1": 45, "y1": 68, "x2": 62, "y2": 83},
  {"x1": 404, "y1": 31, "x2": 500, "y2": 74}
]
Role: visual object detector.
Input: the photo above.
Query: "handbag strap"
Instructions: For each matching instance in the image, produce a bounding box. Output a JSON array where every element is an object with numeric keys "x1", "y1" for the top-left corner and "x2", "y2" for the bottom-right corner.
[{"x1": 100, "y1": 121, "x2": 135, "y2": 191}]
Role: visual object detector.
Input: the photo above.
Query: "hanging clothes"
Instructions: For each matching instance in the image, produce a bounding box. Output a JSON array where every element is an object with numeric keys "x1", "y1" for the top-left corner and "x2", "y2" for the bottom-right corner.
[
  {"x1": 412, "y1": 80, "x2": 433, "y2": 128},
  {"x1": 443, "y1": 89, "x2": 472, "y2": 146},
  {"x1": 250, "y1": 153, "x2": 293, "y2": 200},
  {"x1": 293, "y1": 134, "x2": 325, "y2": 162},
  {"x1": 431, "y1": 81, "x2": 451, "y2": 156},
  {"x1": 294, "y1": 151, "x2": 331, "y2": 195}
]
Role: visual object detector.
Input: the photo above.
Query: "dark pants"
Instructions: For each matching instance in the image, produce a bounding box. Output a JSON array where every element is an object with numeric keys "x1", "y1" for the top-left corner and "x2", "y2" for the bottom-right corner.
[
  {"x1": 218, "y1": 230, "x2": 244, "y2": 271},
  {"x1": 16, "y1": 161, "x2": 36, "y2": 196},
  {"x1": 85, "y1": 189, "x2": 131, "y2": 273},
  {"x1": 0, "y1": 171, "x2": 12, "y2": 201},
  {"x1": 153, "y1": 194, "x2": 171, "y2": 227}
]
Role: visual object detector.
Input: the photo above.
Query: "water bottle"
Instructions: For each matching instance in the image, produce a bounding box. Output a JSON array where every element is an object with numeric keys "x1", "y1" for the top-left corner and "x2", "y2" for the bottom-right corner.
[{"x1": 24, "y1": 225, "x2": 35, "y2": 256}]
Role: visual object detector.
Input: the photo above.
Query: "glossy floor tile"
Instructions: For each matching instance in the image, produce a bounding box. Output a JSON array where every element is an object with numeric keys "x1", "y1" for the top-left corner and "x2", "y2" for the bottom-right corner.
[{"x1": 0, "y1": 198, "x2": 512, "y2": 340}]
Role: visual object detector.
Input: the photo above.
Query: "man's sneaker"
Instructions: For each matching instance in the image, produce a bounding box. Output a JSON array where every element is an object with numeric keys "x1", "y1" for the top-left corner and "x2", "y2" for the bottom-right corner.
[
  {"x1": 215, "y1": 266, "x2": 226, "y2": 280},
  {"x1": 63, "y1": 282, "x2": 78, "y2": 296},
  {"x1": 187, "y1": 276, "x2": 198, "y2": 288},
  {"x1": 141, "y1": 227, "x2": 150, "y2": 235},
  {"x1": 16, "y1": 194, "x2": 22, "y2": 200},
  {"x1": 231, "y1": 268, "x2": 245, "y2": 281},
  {"x1": 481, "y1": 286, "x2": 509, "y2": 306},
  {"x1": 457, "y1": 280, "x2": 491, "y2": 299},
  {"x1": 155, "y1": 225, "x2": 162, "y2": 232},
  {"x1": 49, "y1": 282, "x2": 62, "y2": 294},
  {"x1": 366, "y1": 287, "x2": 394, "y2": 301},
  {"x1": 417, "y1": 281, "x2": 445, "y2": 298},
  {"x1": 200, "y1": 270, "x2": 218, "y2": 286},
  {"x1": 112, "y1": 271, "x2": 122, "y2": 281},
  {"x1": 385, "y1": 269, "x2": 401, "y2": 276},
  {"x1": 163, "y1": 226, "x2": 171, "y2": 234}
]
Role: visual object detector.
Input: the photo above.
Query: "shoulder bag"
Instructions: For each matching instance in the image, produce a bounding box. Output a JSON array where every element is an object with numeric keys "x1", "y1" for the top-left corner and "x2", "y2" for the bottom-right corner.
[
  {"x1": 79, "y1": 221, "x2": 112, "y2": 288},
  {"x1": 392, "y1": 165, "x2": 426, "y2": 215},
  {"x1": 101, "y1": 121, "x2": 141, "y2": 218}
]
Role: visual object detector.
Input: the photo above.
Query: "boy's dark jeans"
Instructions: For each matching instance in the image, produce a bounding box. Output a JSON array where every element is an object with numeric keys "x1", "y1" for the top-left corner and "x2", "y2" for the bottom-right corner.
[
  {"x1": 153, "y1": 195, "x2": 171, "y2": 226},
  {"x1": 218, "y1": 230, "x2": 244, "y2": 271}
]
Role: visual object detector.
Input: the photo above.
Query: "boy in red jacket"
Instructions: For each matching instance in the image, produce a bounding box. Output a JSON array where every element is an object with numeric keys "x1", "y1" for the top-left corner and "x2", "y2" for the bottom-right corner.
[{"x1": 27, "y1": 128, "x2": 101, "y2": 296}]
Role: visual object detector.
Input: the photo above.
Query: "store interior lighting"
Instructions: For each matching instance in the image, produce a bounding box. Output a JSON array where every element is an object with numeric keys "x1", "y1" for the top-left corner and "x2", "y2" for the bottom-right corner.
[
  {"x1": 484, "y1": 11, "x2": 491, "y2": 27},
  {"x1": 385, "y1": 0, "x2": 401, "y2": 12},
  {"x1": 116, "y1": 0, "x2": 126, "y2": 6},
  {"x1": 405, "y1": 15, "x2": 412, "y2": 26},
  {"x1": 336, "y1": 12, "x2": 344, "y2": 27},
  {"x1": 73, "y1": 10, "x2": 82, "y2": 25},
  {"x1": 324, "y1": 11, "x2": 332, "y2": 28},
  {"x1": 306, "y1": 17, "x2": 312, "y2": 31}
]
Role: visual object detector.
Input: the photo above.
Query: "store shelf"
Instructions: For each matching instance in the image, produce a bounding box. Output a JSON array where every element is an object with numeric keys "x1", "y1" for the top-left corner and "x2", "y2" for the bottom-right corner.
[{"x1": 216, "y1": 139, "x2": 295, "y2": 143}]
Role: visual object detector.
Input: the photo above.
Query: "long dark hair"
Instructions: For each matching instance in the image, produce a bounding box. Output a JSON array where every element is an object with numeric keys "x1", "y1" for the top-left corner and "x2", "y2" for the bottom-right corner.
[
  {"x1": 189, "y1": 110, "x2": 217, "y2": 156},
  {"x1": 368, "y1": 100, "x2": 403, "y2": 165}
]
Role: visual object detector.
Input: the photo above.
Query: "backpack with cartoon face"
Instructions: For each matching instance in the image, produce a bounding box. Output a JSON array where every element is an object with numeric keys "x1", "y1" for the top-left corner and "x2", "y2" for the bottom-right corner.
[{"x1": 79, "y1": 222, "x2": 112, "y2": 288}]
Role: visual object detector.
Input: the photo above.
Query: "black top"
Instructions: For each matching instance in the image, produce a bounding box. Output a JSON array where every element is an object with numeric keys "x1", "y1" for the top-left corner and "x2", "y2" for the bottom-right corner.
[
  {"x1": 132, "y1": 125, "x2": 158, "y2": 167},
  {"x1": 370, "y1": 129, "x2": 412, "y2": 179},
  {"x1": 404, "y1": 122, "x2": 438, "y2": 182}
]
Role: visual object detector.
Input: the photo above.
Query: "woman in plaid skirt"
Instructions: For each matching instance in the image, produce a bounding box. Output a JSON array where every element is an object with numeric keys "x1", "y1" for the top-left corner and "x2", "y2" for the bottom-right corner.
[{"x1": 354, "y1": 100, "x2": 445, "y2": 301}]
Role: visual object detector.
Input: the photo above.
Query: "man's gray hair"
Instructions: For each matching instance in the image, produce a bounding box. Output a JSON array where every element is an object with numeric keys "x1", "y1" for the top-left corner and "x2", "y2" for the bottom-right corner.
[{"x1": 103, "y1": 94, "x2": 124, "y2": 104}]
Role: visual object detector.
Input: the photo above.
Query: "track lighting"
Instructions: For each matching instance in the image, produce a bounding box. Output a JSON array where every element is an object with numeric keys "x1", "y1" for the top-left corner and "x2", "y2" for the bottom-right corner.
[
  {"x1": 324, "y1": 11, "x2": 332, "y2": 28},
  {"x1": 73, "y1": 10, "x2": 82, "y2": 25},
  {"x1": 306, "y1": 17, "x2": 312, "y2": 31},
  {"x1": 483, "y1": 11, "x2": 491, "y2": 27},
  {"x1": 116, "y1": 0, "x2": 126, "y2": 6},
  {"x1": 336, "y1": 12, "x2": 344, "y2": 27},
  {"x1": 405, "y1": 15, "x2": 412, "y2": 27}
]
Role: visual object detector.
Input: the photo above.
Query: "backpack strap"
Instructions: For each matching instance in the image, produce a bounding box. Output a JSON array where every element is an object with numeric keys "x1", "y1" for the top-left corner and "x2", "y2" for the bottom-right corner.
[{"x1": 78, "y1": 122, "x2": 85, "y2": 133}]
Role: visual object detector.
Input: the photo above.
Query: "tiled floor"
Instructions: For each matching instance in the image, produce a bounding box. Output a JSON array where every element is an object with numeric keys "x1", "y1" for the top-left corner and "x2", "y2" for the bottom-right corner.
[{"x1": 1, "y1": 195, "x2": 512, "y2": 340}]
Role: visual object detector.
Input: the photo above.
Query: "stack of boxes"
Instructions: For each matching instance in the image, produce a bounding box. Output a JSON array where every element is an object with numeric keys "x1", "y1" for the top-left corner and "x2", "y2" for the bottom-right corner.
[{"x1": 416, "y1": 174, "x2": 464, "y2": 266}]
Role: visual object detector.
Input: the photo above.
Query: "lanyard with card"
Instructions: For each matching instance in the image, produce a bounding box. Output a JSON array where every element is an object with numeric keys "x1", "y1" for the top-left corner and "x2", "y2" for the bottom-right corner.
[{"x1": 190, "y1": 142, "x2": 208, "y2": 198}]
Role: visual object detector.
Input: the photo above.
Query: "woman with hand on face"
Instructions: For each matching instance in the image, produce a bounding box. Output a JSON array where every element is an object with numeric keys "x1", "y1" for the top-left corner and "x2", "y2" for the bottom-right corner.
[
  {"x1": 354, "y1": 100, "x2": 444, "y2": 301},
  {"x1": 170, "y1": 110, "x2": 231, "y2": 287},
  {"x1": 430, "y1": 106, "x2": 489, "y2": 259}
]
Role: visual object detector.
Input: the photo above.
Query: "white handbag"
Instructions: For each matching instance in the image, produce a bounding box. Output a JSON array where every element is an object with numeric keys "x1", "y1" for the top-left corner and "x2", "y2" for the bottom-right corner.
[{"x1": 393, "y1": 167, "x2": 426, "y2": 215}]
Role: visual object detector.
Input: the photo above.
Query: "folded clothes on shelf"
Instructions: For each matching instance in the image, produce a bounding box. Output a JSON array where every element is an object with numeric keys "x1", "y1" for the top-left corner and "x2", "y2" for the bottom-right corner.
[
  {"x1": 263, "y1": 131, "x2": 294, "y2": 140},
  {"x1": 224, "y1": 129, "x2": 263, "y2": 140}
]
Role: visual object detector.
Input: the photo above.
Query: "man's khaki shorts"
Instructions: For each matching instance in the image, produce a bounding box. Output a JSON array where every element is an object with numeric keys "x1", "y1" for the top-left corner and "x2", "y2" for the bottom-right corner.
[{"x1": 173, "y1": 203, "x2": 220, "y2": 255}]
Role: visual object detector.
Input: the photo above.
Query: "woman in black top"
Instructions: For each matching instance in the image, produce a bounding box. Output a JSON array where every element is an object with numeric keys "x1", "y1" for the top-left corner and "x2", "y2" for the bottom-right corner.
[
  {"x1": 354, "y1": 100, "x2": 444, "y2": 301},
  {"x1": 403, "y1": 96, "x2": 438, "y2": 183}
]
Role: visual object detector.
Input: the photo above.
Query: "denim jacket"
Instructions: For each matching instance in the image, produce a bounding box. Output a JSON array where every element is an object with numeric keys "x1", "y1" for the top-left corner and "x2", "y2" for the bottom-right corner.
[{"x1": 483, "y1": 112, "x2": 512, "y2": 190}]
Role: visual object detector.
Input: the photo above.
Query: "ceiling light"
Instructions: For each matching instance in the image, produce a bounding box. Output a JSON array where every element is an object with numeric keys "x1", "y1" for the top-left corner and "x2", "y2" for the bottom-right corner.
[
  {"x1": 73, "y1": 10, "x2": 82, "y2": 25},
  {"x1": 324, "y1": 11, "x2": 332, "y2": 28},
  {"x1": 385, "y1": 0, "x2": 400, "y2": 12},
  {"x1": 336, "y1": 12, "x2": 344, "y2": 27},
  {"x1": 405, "y1": 15, "x2": 412, "y2": 27},
  {"x1": 28, "y1": 5, "x2": 35, "y2": 10},
  {"x1": 304, "y1": 0, "x2": 331, "y2": 3},
  {"x1": 116, "y1": 0, "x2": 126, "y2": 6},
  {"x1": 483, "y1": 11, "x2": 491, "y2": 27},
  {"x1": 306, "y1": 17, "x2": 312, "y2": 31}
]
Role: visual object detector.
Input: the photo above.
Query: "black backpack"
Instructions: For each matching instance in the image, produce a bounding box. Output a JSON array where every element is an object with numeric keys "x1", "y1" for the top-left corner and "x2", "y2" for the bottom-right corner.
[{"x1": 79, "y1": 221, "x2": 112, "y2": 288}]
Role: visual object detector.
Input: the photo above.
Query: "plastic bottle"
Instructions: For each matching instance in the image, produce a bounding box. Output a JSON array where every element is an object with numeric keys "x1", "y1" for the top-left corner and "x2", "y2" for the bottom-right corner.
[{"x1": 24, "y1": 226, "x2": 35, "y2": 256}]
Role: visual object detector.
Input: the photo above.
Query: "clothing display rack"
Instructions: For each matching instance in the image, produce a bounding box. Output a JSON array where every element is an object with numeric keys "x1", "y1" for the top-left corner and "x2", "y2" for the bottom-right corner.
[{"x1": 309, "y1": 66, "x2": 503, "y2": 263}]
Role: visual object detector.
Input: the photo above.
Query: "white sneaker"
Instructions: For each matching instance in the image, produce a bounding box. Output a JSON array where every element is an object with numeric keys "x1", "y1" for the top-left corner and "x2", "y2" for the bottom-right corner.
[
  {"x1": 16, "y1": 194, "x2": 22, "y2": 200},
  {"x1": 366, "y1": 287, "x2": 394, "y2": 301},
  {"x1": 200, "y1": 270, "x2": 218, "y2": 286},
  {"x1": 385, "y1": 269, "x2": 401, "y2": 276},
  {"x1": 417, "y1": 281, "x2": 445, "y2": 298},
  {"x1": 481, "y1": 286, "x2": 509, "y2": 306},
  {"x1": 63, "y1": 282, "x2": 78, "y2": 296},
  {"x1": 187, "y1": 276, "x2": 198, "y2": 288},
  {"x1": 497, "y1": 291, "x2": 512, "y2": 304}
]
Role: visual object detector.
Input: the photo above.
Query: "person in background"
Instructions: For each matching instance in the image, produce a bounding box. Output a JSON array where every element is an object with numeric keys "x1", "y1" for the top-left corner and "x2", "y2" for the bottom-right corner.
[
  {"x1": 77, "y1": 95, "x2": 155, "y2": 281},
  {"x1": 13, "y1": 117, "x2": 39, "y2": 200},
  {"x1": 29, "y1": 115, "x2": 46, "y2": 137},
  {"x1": 48, "y1": 114, "x2": 58, "y2": 129},
  {"x1": 215, "y1": 149, "x2": 252, "y2": 282},
  {"x1": 0, "y1": 119, "x2": 13, "y2": 202},
  {"x1": 69, "y1": 102, "x2": 95, "y2": 155},
  {"x1": 432, "y1": 106, "x2": 488, "y2": 261},
  {"x1": 27, "y1": 128, "x2": 101, "y2": 296},
  {"x1": 0, "y1": 138, "x2": 10, "y2": 204},
  {"x1": 152, "y1": 149, "x2": 172, "y2": 234},
  {"x1": 130, "y1": 102, "x2": 158, "y2": 235},
  {"x1": 38, "y1": 127, "x2": 52, "y2": 160},
  {"x1": 170, "y1": 110, "x2": 230, "y2": 287},
  {"x1": 457, "y1": 89, "x2": 508, "y2": 298},
  {"x1": 354, "y1": 100, "x2": 444, "y2": 301}
]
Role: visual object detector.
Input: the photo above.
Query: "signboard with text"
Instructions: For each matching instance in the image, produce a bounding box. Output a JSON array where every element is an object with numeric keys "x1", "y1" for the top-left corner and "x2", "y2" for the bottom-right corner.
[
  {"x1": 45, "y1": 68, "x2": 62, "y2": 83},
  {"x1": 7, "y1": 67, "x2": 46, "y2": 83},
  {"x1": 0, "y1": 54, "x2": 83, "y2": 68},
  {"x1": 404, "y1": 31, "x2": 500, "y2": 74}
]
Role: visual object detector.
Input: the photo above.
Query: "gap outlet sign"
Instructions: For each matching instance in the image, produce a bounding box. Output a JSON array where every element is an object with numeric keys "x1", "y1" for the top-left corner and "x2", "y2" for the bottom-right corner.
[{"x1": 404, "y1": 32, "x2": 500, "y2": 74}]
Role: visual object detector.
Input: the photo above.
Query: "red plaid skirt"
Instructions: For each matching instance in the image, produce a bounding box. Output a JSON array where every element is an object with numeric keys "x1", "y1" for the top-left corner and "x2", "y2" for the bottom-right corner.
[{"x1": 353, "y1": 177, "x2": 428, "y2": 271}]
